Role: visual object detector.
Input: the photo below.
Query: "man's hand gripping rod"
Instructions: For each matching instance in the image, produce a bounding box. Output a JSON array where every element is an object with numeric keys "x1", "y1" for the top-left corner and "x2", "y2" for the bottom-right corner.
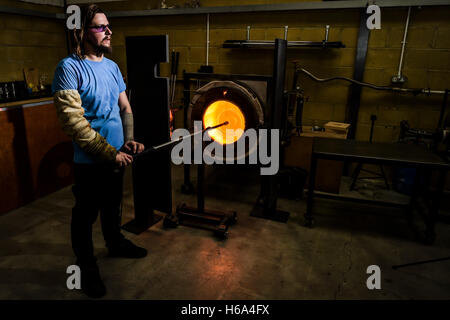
[{"x1": 132, "y1": 121, "x2": 229, "y2": 159}]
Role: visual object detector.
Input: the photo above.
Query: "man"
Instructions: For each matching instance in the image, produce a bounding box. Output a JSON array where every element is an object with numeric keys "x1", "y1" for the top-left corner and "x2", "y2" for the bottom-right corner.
[{"x1": 52, "y1": 4, "x2": 146, "y2": 298}]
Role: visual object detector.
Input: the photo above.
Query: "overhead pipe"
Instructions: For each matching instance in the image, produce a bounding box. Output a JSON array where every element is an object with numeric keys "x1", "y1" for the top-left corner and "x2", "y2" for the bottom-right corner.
[
  {"x1": 206, "y1": 13, "x2": 210, "y2": 66},
  {"x1": 392, "y1": 6, "x2": 412, "y2": 84},
  {"x1": 325, "y1": 25, "x2": 330, "y2": 42},
  {"x1": 299, "y1": 67, "x2": 446, "y2": 95}
]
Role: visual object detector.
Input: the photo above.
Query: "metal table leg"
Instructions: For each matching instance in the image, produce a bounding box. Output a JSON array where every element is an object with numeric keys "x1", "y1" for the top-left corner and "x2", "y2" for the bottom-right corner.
[
  {"x1": 350, "y1": 162, "x2": 362, "y2": 191},
  {"x1": 406, "y1": 168, "x2": 421, "y2": 224},
  {"x1": 305, "y1": 153, "x2": 318, "y2": 227},
  {"x1": 197, "y1": 162, "x2": 205, "y2": 214},
  {"x1": 181, "y1": 74, "x2": 194, "y2": 194},
  {"x1": 425, "y1": 169, "x2": 446, "y2": 244}
]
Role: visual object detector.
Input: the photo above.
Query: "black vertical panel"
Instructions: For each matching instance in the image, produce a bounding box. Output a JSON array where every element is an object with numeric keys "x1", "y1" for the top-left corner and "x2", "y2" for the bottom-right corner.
[
  {"x1": 125, "y1": 36, "x2": 171, "y2": 232},
  {"x1": 346, "y1": 9, "x2": 371, "y2": 140},
  {"x1": 271, "y1": 39, "x2": 287, "y2": 131},
  {"x1": 266, "y1": 39, "x2": 287, "y2": 213},
  {"x1": 253, "y1": 39, "x2": 289, "y2": 222}
]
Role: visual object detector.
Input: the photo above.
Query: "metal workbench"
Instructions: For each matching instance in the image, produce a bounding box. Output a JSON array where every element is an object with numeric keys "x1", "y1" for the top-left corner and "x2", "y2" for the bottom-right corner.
[{"x1": 305, "y1": 137, "x2": 450, "y2": 244}]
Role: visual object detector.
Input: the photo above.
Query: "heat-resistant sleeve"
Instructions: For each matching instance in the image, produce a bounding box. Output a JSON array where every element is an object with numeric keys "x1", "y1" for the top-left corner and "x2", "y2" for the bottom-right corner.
[
  {"x1": 53, "y1": 89, "x2": 118, "y2": 162},
  {"x1": 121, "y1": 112, "x2": 134, "y2": 143}
]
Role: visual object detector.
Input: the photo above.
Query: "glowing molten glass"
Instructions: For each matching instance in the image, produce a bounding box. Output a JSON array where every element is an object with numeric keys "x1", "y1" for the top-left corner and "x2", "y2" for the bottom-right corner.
[{"x1": 203, "y1": 100, "x2": 245, "y2": 145}]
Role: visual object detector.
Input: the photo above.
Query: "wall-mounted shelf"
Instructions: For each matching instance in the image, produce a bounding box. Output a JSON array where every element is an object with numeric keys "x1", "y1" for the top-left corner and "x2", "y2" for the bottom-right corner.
[{"x1": 223, "y1": 40, "x2": 345, "y2": 49}]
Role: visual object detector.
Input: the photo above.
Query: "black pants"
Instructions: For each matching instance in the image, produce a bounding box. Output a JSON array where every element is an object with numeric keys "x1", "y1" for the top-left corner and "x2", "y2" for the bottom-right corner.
[{"x1": 71, "y1": 163, "x2": 125, "y2": 263}]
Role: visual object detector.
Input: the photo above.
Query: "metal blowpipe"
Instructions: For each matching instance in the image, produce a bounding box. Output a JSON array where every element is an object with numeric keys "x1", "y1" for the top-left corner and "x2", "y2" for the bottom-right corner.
[{"x1": 132, "y1": 121, "x2": 229, "y2": 159}]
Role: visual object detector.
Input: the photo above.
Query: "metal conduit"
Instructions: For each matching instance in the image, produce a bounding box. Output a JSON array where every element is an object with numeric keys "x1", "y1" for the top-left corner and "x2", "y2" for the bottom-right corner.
[{"x1": 299, "y1": 67, "x2": 446, "y2": 95}]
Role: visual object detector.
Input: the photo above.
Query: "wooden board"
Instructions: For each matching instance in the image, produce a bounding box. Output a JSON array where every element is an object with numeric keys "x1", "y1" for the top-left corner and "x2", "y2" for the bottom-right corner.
[
  {"x1": 284, "y1": 127, "x2": 344, "y2": 194},
  {"x1": 324, "y1": 121, "x2": 350, "y2": 130},
  {"x1": 300, "y1": 126, "x2": 348, "y2": 139},
  {"x1": 0, "y1": 97, "x2": 53, "y2": 109},
  {"x1": 0, "y1": 101, "x2": 73, "y2": 215}
]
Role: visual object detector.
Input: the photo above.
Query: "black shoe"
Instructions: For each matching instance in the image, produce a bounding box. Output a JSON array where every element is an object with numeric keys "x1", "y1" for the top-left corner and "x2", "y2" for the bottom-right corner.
[
  {"x1": 108, "y1": 239, "x2": 147, "y2": 259},
  {"x1": 76, "y1": 259, "x2": 106, "y2": 299}
]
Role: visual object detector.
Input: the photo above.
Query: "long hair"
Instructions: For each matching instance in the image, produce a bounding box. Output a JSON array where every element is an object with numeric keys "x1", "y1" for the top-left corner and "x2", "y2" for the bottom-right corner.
[{"x1": 71, "y1": 4, "x2": 105, "y2": 58}]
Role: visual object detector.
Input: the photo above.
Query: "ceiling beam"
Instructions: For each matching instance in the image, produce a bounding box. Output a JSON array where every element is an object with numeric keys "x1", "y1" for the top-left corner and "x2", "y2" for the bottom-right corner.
[
  {"x1": 1, "y1": 0, "x2": 449, "y2": 20},
  {"x1": 106, "y1": 0, "x2": 450, "y2": 18}
]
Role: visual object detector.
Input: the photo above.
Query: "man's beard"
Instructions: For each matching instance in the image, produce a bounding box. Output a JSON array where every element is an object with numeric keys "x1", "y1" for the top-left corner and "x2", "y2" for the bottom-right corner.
[
  {"x1": 97, "y1": 44, "x2": 112, "y2": 55},
  {"x1": 86, "y1": 36, "x2": 112, "y2": 55}
]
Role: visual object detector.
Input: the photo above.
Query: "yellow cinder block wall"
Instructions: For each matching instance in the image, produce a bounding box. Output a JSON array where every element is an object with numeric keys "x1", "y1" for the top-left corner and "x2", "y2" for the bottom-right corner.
[
  {"x1": 103, "y1": 2, "x2": 450, "y2": 142},
  {"x1": 0, "y1": 0, "x2": 449, "y2": 145},
  {"x1": 0, "y1": 0, "x2": 67, "y2": 84}
]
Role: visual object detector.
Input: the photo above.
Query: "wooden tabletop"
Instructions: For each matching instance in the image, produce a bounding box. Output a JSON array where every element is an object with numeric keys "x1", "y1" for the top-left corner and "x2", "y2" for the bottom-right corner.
[
  {"x1": 313, "y1": 137, "x2": 450, "y2": 169},
  {"x1": 0, "y1": 97, "x2": 53, "y2": 109}
]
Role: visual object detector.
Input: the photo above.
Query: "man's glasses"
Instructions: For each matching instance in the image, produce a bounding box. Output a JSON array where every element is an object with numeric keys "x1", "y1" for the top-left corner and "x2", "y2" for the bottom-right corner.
[{"x1": 88, "y1": 24, "x2": 112, "y2": 33}]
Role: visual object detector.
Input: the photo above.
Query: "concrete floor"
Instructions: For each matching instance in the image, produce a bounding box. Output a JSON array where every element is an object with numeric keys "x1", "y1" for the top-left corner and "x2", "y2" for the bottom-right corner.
[{"x1": 1, "y1": 164, "x2": 450, "y2": 300}]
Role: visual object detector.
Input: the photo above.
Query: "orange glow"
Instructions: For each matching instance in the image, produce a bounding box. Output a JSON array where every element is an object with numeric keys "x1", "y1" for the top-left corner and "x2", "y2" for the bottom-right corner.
[
  {"x1": 203, "y1": 100, "x2": 245, "y2": 145},
  {"x1": 169, "y1": 109, "x2": 173, "y2": 137}
]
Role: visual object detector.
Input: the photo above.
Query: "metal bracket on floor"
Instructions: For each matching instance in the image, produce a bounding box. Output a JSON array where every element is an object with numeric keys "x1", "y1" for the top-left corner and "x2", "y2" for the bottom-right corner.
[{"x1": 164, "y1": 162, "x2": 237, "y2": 239}]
